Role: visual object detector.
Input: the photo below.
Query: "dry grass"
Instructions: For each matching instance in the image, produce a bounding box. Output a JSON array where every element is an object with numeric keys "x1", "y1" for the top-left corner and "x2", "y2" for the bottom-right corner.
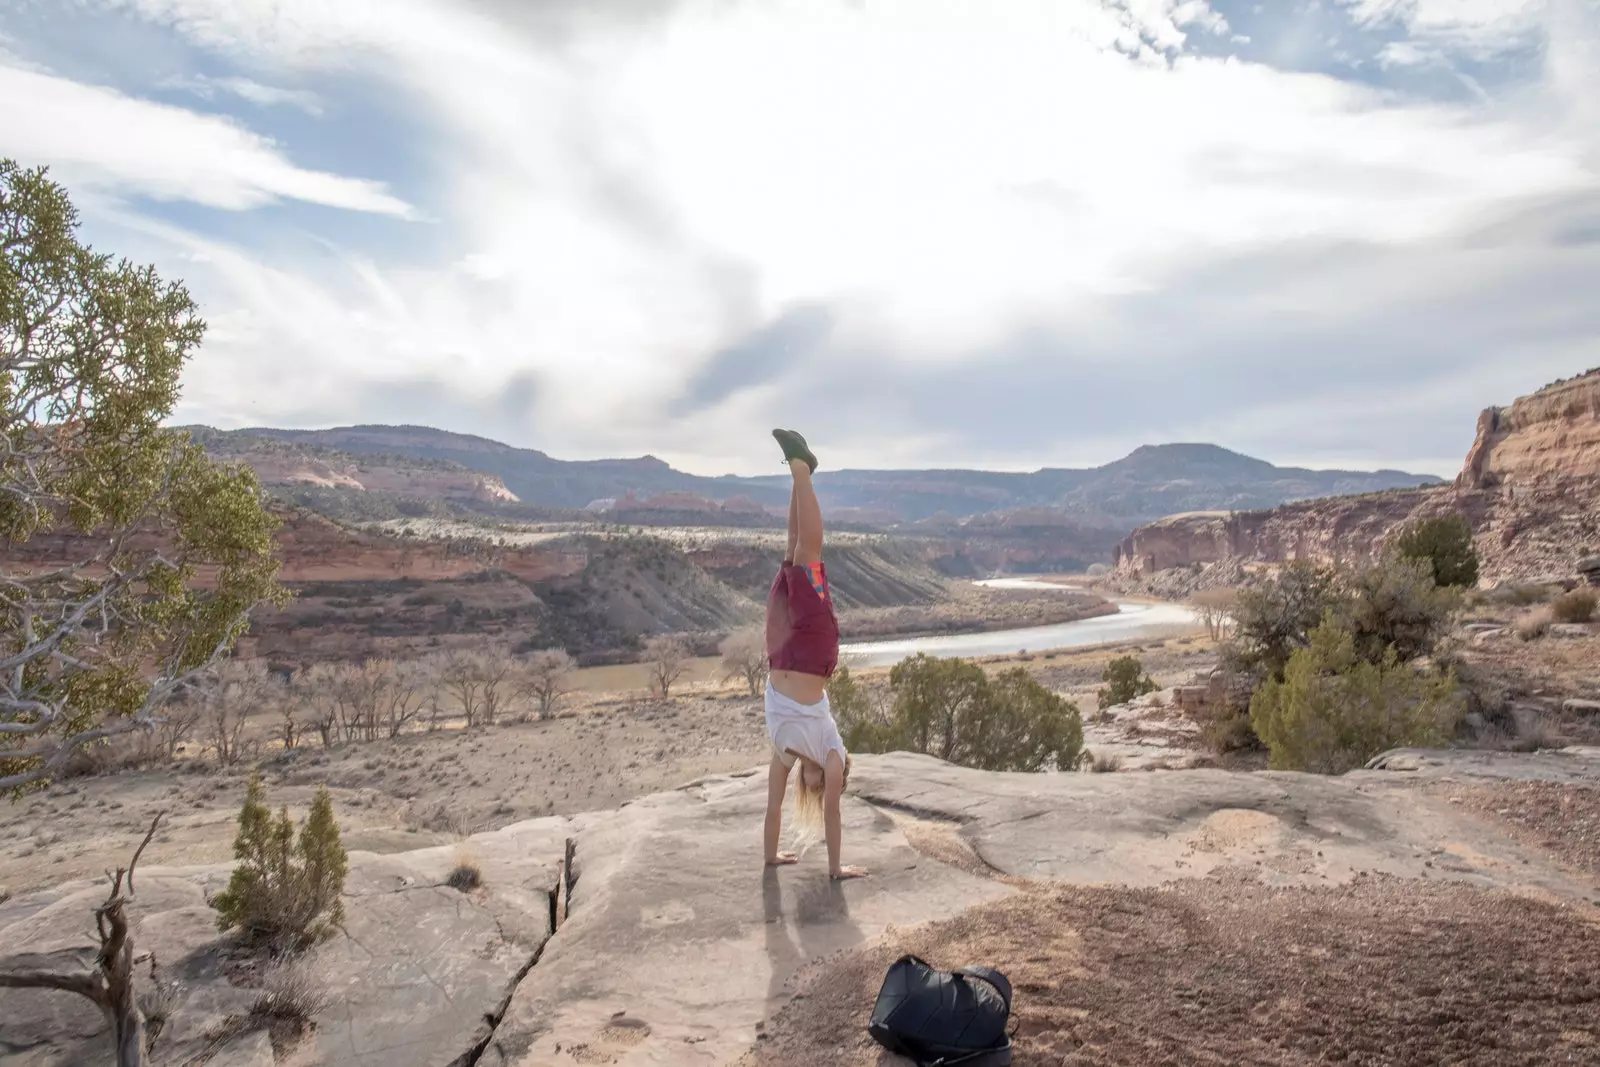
[
  {"x1": 1552, "y1": 588, "x2": 1598, "y2": 624},
  {"x1": 1086, "y1": 751, "x2": 1124, "y2": 773},
  {"x1": 1516, "y1": 608, "x2": 1553, "y2": 642}
]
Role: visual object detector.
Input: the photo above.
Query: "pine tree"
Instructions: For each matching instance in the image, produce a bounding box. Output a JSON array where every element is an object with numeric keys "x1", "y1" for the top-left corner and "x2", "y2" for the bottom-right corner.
[
  {"x1": 297, "y1": 786, "x2": 348, "y2": 936},
  {"x1": 212, "y1": 775, "x2": 347, "y2": 948}
]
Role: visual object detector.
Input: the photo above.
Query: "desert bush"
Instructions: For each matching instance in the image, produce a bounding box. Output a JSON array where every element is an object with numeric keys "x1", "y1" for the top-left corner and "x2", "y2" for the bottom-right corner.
[
  {"x1": 1097, "y1": 655, "x2": 1158, "y2": 710},
  {"x1": 827, "y1": 667, "x2": 896, "y2": 752},
  {"x1": 845, "y1": 655, "x2": 1084, "y2": 772},
  {"x1": 519, "y1": 648, "x2": 576, "y2": 719},
  {"x1": 212, "y1": 776, "x2": 348, "y2": 950},
  {"x1": 1508, "y1": 708, "x2": 1562, "y2": 752},
  {"x1": 1085, "y1": 562, "x2": 1111, "y2": 577},
  {"x1": 1516, "y1": 609, "x2": 1553, "y2": 642},
  {"x1": 1393, "y1": 513, "x2": 1479, "y2": 589},
  {"x1": 1552, "y1": 588, "x2": 1597, "y2": 624},
  {"x1": 719, "y1": 629, "x2": 769, "y2": 696},
  {"x1": 1085, "y1": 751, "x2": 1123, "y2": 773},
  {"x1": 1250, "y1": 621, "x2": 1463, "y2": 774},
  {"x1": 1223, "y1": 560, "x2": 1339, "y2": 684},
  {"x1": 644, "y1": 635, "x2": 691, "y2": 699},
  {"x1": 446, "y1": 860, "x2": 482, "y2": 892},
  {"x1": 1333, "y1": 555, "x2": 1459, "y2": 665}
]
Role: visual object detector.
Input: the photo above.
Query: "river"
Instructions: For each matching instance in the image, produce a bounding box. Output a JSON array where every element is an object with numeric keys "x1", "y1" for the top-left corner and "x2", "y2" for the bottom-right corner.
[{"x1": 837, "y1": 577, "x2": 1200, "y2": 668}]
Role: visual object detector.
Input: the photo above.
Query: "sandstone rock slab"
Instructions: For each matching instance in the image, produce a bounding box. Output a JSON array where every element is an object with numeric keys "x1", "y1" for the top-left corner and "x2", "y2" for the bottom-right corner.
[
  {"x1": 482, "y1": 771, "x2": 1010, "y2": 1067},
  {"x1": 0, "y1": 816, "x2": 583, "y2": 1067}
]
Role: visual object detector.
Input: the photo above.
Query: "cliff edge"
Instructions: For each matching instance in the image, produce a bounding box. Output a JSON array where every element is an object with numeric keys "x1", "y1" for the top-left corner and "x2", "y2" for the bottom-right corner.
[{"x1": 1457, "y1": 368, "x2": 1600, "y2": 489}]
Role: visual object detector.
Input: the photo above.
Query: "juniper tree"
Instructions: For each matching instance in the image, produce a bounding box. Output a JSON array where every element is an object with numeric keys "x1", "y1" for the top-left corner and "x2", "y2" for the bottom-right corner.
[{"x1": 0, "y1": 159, "x2": 285, "y2": 793}]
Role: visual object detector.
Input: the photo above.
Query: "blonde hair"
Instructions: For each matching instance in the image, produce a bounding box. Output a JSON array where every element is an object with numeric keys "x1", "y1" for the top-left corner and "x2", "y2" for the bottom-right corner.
[{"x1": 792, "y1": 751, "x2": 851, "y2": 833}]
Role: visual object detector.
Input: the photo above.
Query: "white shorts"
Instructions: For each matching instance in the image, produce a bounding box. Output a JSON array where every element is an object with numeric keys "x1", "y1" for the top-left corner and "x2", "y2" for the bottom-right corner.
[{"x1": 764, "y1": 681, "x2": 846, "y2": 769}]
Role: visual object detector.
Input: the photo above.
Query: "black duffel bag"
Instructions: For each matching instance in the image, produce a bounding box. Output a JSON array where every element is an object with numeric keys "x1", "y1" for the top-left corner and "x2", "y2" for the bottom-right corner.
[{"x1": 867, "y1": 954, "x2": 1014, "y2": 1066}]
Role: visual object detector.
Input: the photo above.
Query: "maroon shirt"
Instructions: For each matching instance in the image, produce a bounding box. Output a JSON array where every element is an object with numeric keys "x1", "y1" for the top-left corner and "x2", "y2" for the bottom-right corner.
[{"x1": 766, "y1": 562, "x2": 840, "y2": 678}]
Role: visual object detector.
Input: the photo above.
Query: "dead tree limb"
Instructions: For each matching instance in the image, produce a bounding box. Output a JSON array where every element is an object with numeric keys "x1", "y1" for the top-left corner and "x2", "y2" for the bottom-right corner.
[{"x1": 0, "y1": 812, "x2": 165, "y2": 1067}]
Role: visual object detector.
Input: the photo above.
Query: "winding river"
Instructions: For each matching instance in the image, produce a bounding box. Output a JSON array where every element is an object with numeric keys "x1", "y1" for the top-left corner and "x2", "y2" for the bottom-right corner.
[{"x1": 837, "y1": 577, "x2": 1200, "y2": 668}]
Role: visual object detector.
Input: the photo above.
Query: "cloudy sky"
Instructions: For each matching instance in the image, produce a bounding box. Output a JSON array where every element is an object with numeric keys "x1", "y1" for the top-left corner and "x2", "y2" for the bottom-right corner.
[{"x1": 2, "y1": 0, "x2": 1595, "y2": 477}]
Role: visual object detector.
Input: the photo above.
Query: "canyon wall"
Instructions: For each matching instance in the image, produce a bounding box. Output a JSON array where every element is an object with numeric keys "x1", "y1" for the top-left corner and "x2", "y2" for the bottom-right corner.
[
  {"x1": 1116, "y1": 370, "x2": 1600, "y2": 586},
  {"x1": 1457, "y1": 369, "x2": 1600, "y2": 489}
]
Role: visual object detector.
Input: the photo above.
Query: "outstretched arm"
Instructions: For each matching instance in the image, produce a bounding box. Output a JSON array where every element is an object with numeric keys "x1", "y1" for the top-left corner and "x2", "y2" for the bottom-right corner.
[
  {"x1": 764, "y1": 756, "x2": 796, "y2": 866},
  {"x1": 824, "y1": 750, "x2": 867, "y2": 879}
]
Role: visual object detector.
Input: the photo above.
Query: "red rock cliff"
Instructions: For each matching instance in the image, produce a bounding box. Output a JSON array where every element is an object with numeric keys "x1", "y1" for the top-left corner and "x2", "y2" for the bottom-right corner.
[
  {"x1": 1457, "y1": 369, "x2": 1600, "y2": 489},
  {"x1": 1116, "y1": 371, "x2": 1600, "y2": 585}
]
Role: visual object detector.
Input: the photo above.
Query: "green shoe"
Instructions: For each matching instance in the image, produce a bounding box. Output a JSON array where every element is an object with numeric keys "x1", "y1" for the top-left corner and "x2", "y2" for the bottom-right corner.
[{"x1": 772, "y1": 429, "x2": 818, "y2": 473}]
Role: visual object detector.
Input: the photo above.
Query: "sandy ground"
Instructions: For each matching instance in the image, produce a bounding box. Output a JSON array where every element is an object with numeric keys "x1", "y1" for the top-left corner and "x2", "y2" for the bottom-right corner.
[
  {"x1": 1430, "y1": 780, "x2": 1600, "y2": 879},
  {"x1": 741, "y1": 870, "x2": 1600, "y2": 1067}
]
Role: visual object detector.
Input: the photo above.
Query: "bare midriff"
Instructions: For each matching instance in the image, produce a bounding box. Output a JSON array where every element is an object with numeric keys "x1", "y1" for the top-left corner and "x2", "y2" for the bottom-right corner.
[{"x1": 770, "y1": 667, "x2": 827, "y2": 705}]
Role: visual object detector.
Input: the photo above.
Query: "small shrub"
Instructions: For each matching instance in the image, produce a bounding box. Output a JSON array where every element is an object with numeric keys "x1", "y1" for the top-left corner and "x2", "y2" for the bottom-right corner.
[
  {"x1": 1551, "y1": 588, "x2": 1597, "y2": 624},
  {"x1": 1086, "y1": 751, "x2": 1123, "y2": 773},
  {"x1": 212, "y1": 776, "x2": 348, "y2": 950},
  {"x1": 1393, "y1": 513, "x2": 1480, "y2": 588},
  {"x1": 1097, "y1": 655, "x2": 1158, "y2": 710},
  {"x1": 446, "y1": 861, "x2": 482, "y2": 892},
  {"x1": 138, "y1": 958, "x2": 181, "y2": 1050},
  {"x1": 248, "y1": 961, "x2": 328, "y2": 1043},
  {"x1": 1250, "y1": 621, "x2": 1464, "y2": 774},
  {"x1": 1516, "y1": 609, "x2": 1553, "y2": 642},
  {"x1": 1509, "y1": 709, "x2": 1562, "y2": 752}
]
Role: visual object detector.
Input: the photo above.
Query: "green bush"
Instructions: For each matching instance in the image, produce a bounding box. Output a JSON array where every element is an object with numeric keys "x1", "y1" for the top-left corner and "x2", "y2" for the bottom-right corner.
[
  {"x1": 841, "y1": 654, "x2": 1084, "y2": 772},
  {"x1": 1097, "y1": 655, "x2": 1158, "y2": 710},
  {"x1": 1222, "y1": 560, "x2": 1339, "y2": 684},
  {"x1": 1250, "y1": 622, "x2": 1463, "y2": 774},
  {"x1": 1334, "y1": 555, "x2": 1459, "y2": 664},
  {"x1": 213, "y1": 776, "x2": 348, "y2": 949},
  {"x1": 1393, "y1": 514, "x2": 1479, "y2": 589},
  {"x1": 1551, "y1": 588, "x2": 1597, "y2": 624},
  {"x1": 828, "y1": 667, "x2": 898, "y2": 753}
]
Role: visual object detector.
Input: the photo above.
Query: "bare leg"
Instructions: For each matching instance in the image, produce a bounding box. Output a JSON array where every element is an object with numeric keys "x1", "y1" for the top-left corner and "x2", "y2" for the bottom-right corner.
[
  {"x1": 785, "y1": 480, "x2": 799, "y2": 564},
  {"x1": 789, "y1": 459, "x2": 823, "y2": 567},
  {"x1": 824, "y1": 750, "x2": 866, "y2": 879}
]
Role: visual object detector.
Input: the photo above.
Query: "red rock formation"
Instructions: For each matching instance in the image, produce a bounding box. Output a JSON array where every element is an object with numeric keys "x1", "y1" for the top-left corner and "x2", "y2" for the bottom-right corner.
[
  {"x1": 1456, "y1": 369, "x2": 1600, "y2": 489},
  {"x1": 1116, "y1": 371, "x2": 1600, "y2": 586}
]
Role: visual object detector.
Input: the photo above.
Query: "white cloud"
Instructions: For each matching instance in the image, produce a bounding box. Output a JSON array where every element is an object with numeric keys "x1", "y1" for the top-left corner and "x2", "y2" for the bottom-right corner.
[
  {"x1": 162, "y1": 73, "x2": 324, "y2": 115},
  {"x1": 28, "y1": 0, "x2": 1600, "y2": 473},
  {"x1": 1344, "y1": 0, "x2": 1548, "y2": 57},
  {"x1": 0, "y1": 62, "x2": 412, "y2": 215}
]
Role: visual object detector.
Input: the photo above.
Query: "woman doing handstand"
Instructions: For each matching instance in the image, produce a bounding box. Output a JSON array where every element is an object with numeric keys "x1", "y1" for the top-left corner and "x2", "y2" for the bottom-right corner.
[{"x1": 762, "y1": 429, "x2": 867, "y2": 880}]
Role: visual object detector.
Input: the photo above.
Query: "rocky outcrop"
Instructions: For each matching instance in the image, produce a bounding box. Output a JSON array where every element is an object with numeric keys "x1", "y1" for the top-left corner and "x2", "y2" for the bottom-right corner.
[
  {"x1": 5, "y1": 750, "x2": 1598, "y2": 1067},
  {"x1": 1457, "y1": 369, "x2": 1600, "y2": 489},
  {"x1": 0, "y1": 814, "x2": 578, "y2": 1067},
  {"x1": 1116, "y1": 372, "x2": 1600, "y2": 587}
]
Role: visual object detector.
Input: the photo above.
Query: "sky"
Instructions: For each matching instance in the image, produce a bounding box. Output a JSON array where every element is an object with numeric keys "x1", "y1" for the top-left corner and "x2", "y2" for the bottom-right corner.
[{"x1": 1, "y1": 0, "x2": 1596, "y2": 478}]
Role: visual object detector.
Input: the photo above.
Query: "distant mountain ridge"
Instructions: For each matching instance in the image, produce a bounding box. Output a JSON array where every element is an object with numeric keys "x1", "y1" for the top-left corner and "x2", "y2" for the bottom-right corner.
[{"x1": 200, "y1": 424, "x2": 1442, "y2": 527}]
